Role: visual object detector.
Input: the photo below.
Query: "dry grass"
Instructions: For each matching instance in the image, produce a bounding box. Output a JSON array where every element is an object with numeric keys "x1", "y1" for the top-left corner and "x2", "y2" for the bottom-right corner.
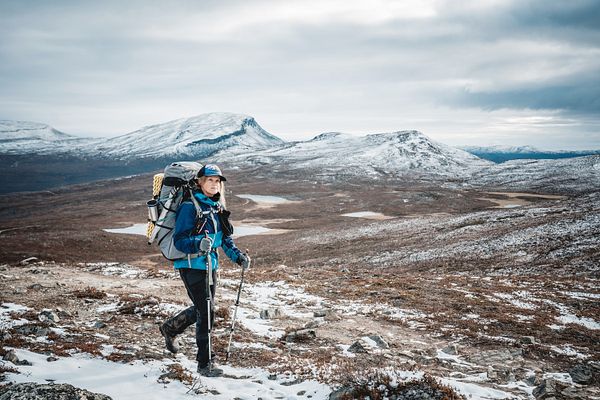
[
  {"x1": 336, "y1": 373, "x2": 466, "y2": 400},
  {"x1": 72, "y1": 287, "x2": 107, "y2": 299},
  {"x1": 157, "y1": 363, "x2": 193, "y2": 385}
]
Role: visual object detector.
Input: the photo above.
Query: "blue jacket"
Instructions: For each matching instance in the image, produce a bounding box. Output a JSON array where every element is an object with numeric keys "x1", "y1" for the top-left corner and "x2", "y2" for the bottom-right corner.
[{"x1": 173, "y1": 192, "x2": 241, "y2": 270}]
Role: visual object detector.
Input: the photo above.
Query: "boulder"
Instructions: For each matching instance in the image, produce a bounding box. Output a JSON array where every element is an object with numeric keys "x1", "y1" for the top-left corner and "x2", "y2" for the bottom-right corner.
[
  {"x1": 467, "y1": 348, "x2": 522, "y2": 366},
  {"x1": 347, "y1": 341, "x2": 368, "y2": 354},
  {"x1": 520, "y1": 336, "x2": 536, "y2": 345},
  {"x1": 442, "y1": 343, "x2": 459, "y2": 355},
  {"x1": 284, "y1": 329, "x2": 316, "y2": 343},
  {"x1": 260, "y1": 308, "x2": 282, "y2": 319},
  {"x1": 533, "y1": 378, "x2": 563, "y2": 399},
  {"x1": 38, "y1": 310, "x2": 60, "y2": 324},
  {"x1": 569, "y1": 363, "x2": 595, "y2": 385}
]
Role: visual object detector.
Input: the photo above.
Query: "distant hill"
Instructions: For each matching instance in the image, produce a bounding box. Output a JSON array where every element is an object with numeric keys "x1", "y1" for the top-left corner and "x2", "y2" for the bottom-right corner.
[{"x1": 460, "y1": 145, "x2": 600, "y2": 163}]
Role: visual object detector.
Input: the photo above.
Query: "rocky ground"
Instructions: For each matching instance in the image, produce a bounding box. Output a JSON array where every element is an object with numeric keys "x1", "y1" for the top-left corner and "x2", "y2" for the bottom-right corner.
[{"x1": 0, "y1": 171, "x2": 599, "y2": 399}]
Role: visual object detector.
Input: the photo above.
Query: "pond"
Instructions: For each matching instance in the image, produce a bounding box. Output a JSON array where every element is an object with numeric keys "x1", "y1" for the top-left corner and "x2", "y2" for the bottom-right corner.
[
  {"x1": 236, "y1": 194, "x2": 292, "y2": 204},
  {"x1": 104, "y1": 223, "x2": 280, "y2": 238},
  {"x1": 341, "y1": 211, "x2": 393, "y2": 220}
]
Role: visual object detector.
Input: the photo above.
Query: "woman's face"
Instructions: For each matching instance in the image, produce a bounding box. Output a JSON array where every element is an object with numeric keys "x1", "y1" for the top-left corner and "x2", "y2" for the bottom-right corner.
[{"x1": 199, "y1": 176, "x2": 221, "y2": 197}]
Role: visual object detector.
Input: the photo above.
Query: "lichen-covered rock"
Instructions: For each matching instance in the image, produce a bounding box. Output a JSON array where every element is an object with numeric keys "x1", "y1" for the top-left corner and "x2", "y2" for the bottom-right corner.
[{"x1": 0, "y1": 382, "x2": 112, "y2": 400}]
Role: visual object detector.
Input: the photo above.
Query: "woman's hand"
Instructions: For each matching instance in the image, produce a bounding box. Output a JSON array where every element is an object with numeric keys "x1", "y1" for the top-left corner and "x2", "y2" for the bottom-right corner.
[{"x1": 237, "y1": 253, "x2": 251, "y2": 270}]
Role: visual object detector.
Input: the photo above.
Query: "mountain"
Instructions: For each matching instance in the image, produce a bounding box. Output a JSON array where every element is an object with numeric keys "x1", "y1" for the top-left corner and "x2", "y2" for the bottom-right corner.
[
  {"x1": 0, "y1": 113, "x2": 284, "y2": 159},
  {"x1": 2, "y1": 114, "x2": 597, "y2": 194},
  {"x1": 0, "y1": 120, "x2": 90, "y2": 155},
  {"x1": 217, "y1": 130, "x2": 492, "y2": 179},
  {"x1": 0, "y1": 113, "x2": 286, "y2": 193},
  {"x1": 461, "y1": 145, "x2": 600, "y2": 163},
  {"x1": 88, "y1": 113, "x2": 284, "y2": 159}
]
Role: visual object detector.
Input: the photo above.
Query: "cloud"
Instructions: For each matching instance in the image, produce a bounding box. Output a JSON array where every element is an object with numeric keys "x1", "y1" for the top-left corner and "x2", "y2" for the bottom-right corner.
[{"x1": 0, "y1": 0, "x2": 598, "y2": 148}]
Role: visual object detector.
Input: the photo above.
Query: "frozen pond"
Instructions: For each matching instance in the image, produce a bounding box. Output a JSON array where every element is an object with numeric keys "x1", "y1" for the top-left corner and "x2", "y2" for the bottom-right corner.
[
  {"x1": 104, "y1": 223, "x2": 281, "y2": 238},
  {"x1": 232, "y1": 225, "x2": 275, "y2": 237},
  {"x1": 104, "y1": 223, "x2": 148, "y2": 235},
  {"x1": 236, "y1": 194, "x2": 292, "y2": 204},
  {"x1": 342, "y1": 211, "x2": 393, "y2": 220}
]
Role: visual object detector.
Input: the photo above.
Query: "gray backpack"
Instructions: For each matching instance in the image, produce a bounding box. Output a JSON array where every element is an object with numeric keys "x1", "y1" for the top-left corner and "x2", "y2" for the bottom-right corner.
[{"x1": 146, "y1": 161, "x2": 203, "y2": 261}]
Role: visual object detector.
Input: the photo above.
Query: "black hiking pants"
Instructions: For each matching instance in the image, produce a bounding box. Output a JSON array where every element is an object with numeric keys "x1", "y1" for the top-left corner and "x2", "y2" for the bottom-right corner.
[{"x1": 162, "y1": 268, "x2": 217, "y2": 366}]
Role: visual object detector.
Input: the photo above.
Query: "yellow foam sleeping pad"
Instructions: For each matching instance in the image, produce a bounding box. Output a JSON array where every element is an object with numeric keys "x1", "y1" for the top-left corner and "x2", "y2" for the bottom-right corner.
[{"x1": 146, "y1": 173, "x2": 164, "y2": 240}]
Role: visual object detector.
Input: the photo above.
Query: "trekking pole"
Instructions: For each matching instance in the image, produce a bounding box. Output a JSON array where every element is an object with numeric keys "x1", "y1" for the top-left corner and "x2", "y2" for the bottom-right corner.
[
  {"x1": 203, "y1": 231, "x2": 214, "y2": 369},
  {"x1": 225, "y1": 250, "x2": 250, "y2": 363}
]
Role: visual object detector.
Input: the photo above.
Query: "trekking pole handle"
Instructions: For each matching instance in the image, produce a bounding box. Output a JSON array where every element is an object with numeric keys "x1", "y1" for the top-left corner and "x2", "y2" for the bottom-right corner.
[
  {"x1": 199, "y1": 231, "x2": 212, "y2": 254},
  {"x1": 245, "y1": 248, "x2": 251, "y2": 269}
]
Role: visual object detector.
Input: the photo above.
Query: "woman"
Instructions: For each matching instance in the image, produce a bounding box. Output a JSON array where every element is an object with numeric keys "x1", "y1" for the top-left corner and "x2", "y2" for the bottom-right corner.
[{"x1": 159, "y1": 164, "x2": 250, "y2": 377}]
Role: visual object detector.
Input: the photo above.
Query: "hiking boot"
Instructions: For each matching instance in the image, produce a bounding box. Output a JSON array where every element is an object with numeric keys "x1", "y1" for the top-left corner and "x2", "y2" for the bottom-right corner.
[
  {"x1": 159, "y1": 324, "x2": 179, "y2": 354},
  {"x1": 197, "y1": 362, "x2": 223, "y2": 377}
]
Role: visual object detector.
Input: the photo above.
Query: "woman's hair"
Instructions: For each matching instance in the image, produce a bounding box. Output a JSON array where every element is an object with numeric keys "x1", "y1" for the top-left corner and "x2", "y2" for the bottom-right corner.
[{"x1": 197, "y1": 176, "x2": 227, "y2": 208}]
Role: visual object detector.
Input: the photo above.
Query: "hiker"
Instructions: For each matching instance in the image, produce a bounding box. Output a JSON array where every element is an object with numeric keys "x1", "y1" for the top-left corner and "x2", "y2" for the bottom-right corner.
[{"x1": 158, "y1": 164, "x2": 251, "y2": 377}]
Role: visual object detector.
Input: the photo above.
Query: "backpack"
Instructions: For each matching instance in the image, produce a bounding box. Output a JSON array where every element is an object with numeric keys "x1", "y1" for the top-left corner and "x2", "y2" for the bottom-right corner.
[{"x1": 146, "y1": 161, "x2": 204, "y2": 260}]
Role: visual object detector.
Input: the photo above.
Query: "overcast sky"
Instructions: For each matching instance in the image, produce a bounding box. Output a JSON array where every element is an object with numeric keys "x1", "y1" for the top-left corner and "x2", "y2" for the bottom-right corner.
[{"x1": 1, "y1": 0, "x2": 599, "y2": 149}]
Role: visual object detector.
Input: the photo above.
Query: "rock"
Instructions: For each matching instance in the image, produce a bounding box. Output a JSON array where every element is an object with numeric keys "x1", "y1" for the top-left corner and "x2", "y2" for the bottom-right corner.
[
  {"x1": 468, "y1": 348, "x2": 522, "y2": 366},
  {"x1": 14, "y1": 324, "x2": 49, "y2": 337},
  {"x1": 313, "y1": 310, "x2": 328, "y2": 318},
  {"x1": 47, "y1": 356, "x2": 59, "y2": 362},
  {"x1": 521, "y1": 336, "x2": 536, "y2": 345},
  {"x1": 304, "y1": 320, "x2": 322, "y2": 329},
  {"x1": 56, "y1": 308, "x2": 72, "y2": 319},
  {"x1": 260, "y1": 308, "x2": 282, "y2": 319},
  {"x1": 533, "y1": 378, "x2": 564, "y2": 399},
  {"x1": 569, "y1": 363, "x2": 594, "y2": 385},
  {"x1": 367, "y1": 335, "x2": 389, "y2": 349},
  {"x1": 28, "y1": 283, "x2": 43, "y2": 290},
  {"x1": 94, "y1": 321, "x2": 107, "y2": 329},
  {"x1": 3, "y1": 350, "x2": 19, "y2": 364},
  {"x1": 19, "y1": 256, "x2": 38, "y2": 265},
  {"x1": 348, "y1": 341, "x2": 368, "y2": 354},
  {"x1": 329, "y1": 386, "x2": 354, "y2": 399},
  {"x1": 16, "y1": 359, "x2": 32, "y2": 366},
  {"x1": 487, "y1": 366, "x2": 515, "y2": 384},
  {"x1": 135, "y1": 323, "x2": 154, "y2": 333},
  {"x1": 442, "y1": 343, "x2": 459, "y2": 355},
  {"x1": 284, "y1": 329, "x2": 316, "y2": 343},
  {"x1": 324, "y1": 311, "x2": 341, "y2": 322},
  {"x1": 38, "y1": 310, "x2": 60, "y2": 324},
  {"x1": 0, "y1": 382, "x2": 112, "y2": 399}
]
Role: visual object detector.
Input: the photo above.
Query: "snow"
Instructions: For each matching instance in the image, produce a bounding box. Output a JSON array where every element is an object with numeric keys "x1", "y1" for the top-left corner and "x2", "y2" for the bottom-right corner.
[
  {"x1": 441, "y1": 377, "x2": 515, "y2": 399},
  {"x1": 105, "y1": 223, "x2": 280, "y2": 238},
  {"x1": 0, "y1": 303, "x2": 31, "y2": 330},
  {"x1": 341, "y1": 211, "x2": 392, "y2": 219},
  {"x1": 0, "y1": 113, "x2": 284, "y2": 159},
  {"x1": 550, "y1": 345, "x2": 590, "y2": 359},
  {"x1": 6, "y1": 348, "x2": 331, "y2": 400},
  {"x1": 543, "y1": 299, "x2": 600, "y2": 330},
  {"x1": 104, "y1": 223, "x2": 149, "y2": 235},
  {"x1": 236, "y1": 194, "x2": 292, "y2": 204},
  {"x1": 223, "y1": 130, "x2": 491, "y2": 178},
  {"x1": 233, "y1": 226, "x2": 275, "y2": 237}
]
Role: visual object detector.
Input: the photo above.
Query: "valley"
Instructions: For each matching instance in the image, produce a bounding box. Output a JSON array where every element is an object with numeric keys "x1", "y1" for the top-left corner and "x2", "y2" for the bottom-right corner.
[{"x1": 1, "y1": 170, "x2": 598, "y2": 399}]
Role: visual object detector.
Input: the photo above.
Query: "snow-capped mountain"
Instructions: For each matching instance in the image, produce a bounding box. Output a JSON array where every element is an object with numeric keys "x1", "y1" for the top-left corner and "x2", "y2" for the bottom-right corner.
[
  {"x1": 217, "y1": 130, "x2": 492, "y2": 178},
  {"x1": 0, "y1": 113, "x2": 284, "y2": 159},
  {"x1": 89, "y1": 113, "x2": 284, "y2": 159},
  {"x1": 0, "y1": 120, "x2": 90, "y2": 155}
]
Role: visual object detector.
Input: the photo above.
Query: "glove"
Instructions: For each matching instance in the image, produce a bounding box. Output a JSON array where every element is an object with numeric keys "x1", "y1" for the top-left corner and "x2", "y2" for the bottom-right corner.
[
  {"x1": 198, "y1": 236, "x2": 213, "y2": 253},
  {"x1": 237, "y1": 253, "x2": 251, "y2": 270}
]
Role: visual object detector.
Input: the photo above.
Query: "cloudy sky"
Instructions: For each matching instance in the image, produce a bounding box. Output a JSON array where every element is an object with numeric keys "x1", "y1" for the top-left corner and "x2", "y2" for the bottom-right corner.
[{"x1": 1, "y1": 0, "x2": 599, "y2": 149}]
